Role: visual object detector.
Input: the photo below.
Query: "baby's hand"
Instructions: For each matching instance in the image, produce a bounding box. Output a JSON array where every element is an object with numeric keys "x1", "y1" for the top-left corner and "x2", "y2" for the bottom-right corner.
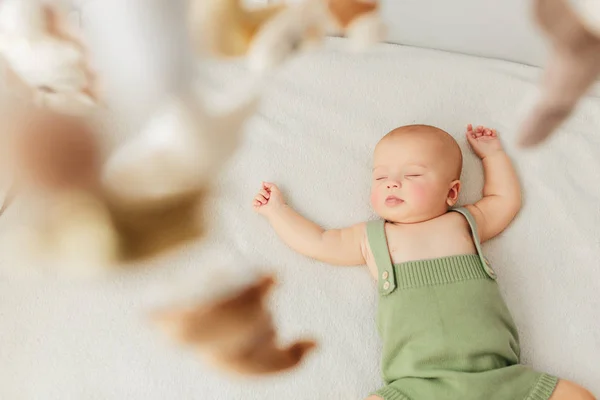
[
  {"x1": 466, "y1": 124, "x2": 504, "y2": 159},
  {"x1": 253, "y1": 182, "x2": 285, "y2": 216}
]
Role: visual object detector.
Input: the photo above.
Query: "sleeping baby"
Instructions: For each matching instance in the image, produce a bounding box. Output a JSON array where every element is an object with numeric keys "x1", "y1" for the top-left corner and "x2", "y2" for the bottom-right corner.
[{"x1": 253, "y1": 124, "x2": 595, "y2": 400}]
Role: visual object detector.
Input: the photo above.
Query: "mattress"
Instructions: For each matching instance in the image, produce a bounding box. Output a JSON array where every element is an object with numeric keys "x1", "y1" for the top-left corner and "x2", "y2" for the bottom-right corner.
[{"x1": 0, "y1": 38, "x2": 599, "y2": 399}]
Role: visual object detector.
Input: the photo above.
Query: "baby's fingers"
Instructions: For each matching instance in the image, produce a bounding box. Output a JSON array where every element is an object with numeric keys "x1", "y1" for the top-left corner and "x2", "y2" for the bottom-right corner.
[
  {"x1": 254, "y1": 194, "x2": 268, "y2": 205},
  {"x1": 262, "y1": 181, "x2": 280, "y2": 193},
  {"x1": 260, "y1": 189, "x2": 270, "y2": 199}
]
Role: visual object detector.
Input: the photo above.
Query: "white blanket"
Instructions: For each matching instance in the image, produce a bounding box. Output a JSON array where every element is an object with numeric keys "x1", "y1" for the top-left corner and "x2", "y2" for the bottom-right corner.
[{"x1": 1, "y1": 39, "x2": 599, "y2": 399}]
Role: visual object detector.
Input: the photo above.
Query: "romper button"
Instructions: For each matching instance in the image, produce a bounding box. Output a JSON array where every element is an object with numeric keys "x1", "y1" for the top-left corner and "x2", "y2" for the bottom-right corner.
[
  {"x1": 382, "y1": 271, "x2": 389, "y2": 280},
  {"x1": 383, "y1": 281, "x2": 390, "y2": 290},
  {"x1": 484, "y1": 258, "x2": 496, "y2": 278}
]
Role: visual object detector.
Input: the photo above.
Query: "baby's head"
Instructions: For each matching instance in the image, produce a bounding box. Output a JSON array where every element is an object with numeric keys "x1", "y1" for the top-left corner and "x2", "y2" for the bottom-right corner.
[{"x1": 371, "y1": 125, "x2": 462, "y2": 223}]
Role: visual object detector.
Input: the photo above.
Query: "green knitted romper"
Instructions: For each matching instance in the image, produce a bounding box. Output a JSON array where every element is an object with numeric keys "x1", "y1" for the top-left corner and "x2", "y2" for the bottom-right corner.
[{"x1": 367, "y1": 207, "x2": 558, "y2": 400}]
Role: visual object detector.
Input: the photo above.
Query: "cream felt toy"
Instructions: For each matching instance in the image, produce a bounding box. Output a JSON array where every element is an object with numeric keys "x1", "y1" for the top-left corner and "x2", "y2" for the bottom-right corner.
[
  {"x1": 153, "y1": 275, "x2": 317, "y2": 376},
  {"x1": 188, "y1": 0, "x2": 288, "y2": 58},
  {"x1": 101, "y1": 92, "x2": 256, "y2": 206},
  {"x1": 518, "y1": 0, "x2": 600, "y2": 147},
  {"x1": 0, "y1": 0, "x2": 98, "y2": 115},
  {"x1": 188, "y1": 0, "x2": 385, "y2": 71}
]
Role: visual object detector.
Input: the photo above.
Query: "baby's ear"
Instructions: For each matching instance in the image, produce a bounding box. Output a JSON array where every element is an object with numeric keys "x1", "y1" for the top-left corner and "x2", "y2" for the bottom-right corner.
[{"x1": 446, "y1": 180, "x2": 461, "y2": 206}]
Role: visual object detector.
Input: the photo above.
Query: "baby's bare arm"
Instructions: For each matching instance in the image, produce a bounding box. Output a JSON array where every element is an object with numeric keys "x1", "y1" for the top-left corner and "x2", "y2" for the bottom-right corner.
[
  {"x1": 465, "y1": 125, "x2": 522, "y2": 242},
  {"x1": 254, "y1": 182, "x2": 366, "y2": 266},
  {"x1": 267, "y1": 206, "x2": 365, "y2": 265}
]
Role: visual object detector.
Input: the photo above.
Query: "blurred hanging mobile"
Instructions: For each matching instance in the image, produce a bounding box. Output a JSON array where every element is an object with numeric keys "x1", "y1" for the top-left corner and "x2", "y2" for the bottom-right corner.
[{"x1": 518, "y1": 0, "x2": 600, "y2": 147}]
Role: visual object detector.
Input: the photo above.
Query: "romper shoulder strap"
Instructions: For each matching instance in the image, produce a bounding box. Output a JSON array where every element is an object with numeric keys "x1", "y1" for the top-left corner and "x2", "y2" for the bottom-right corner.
[
  {"x1": 451, "y1": 207, "x2": 497, "y2": 279},
  {"x1": 366, "y1": 220, "x2": 397, "y2": 295}
]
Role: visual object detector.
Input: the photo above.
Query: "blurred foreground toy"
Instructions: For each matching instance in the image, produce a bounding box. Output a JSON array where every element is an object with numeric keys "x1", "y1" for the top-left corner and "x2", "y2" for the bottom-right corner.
[
  {"x1": 518, "y1": 0, "x2": 600, "y2": 147},
  {"x1": 188, "y1": 0, "x2": 385, "y2": 71},
  {"x1": 0, "y1": 0, "x2": 98, "y2": 115},
  {"x1": 6, "y1": 93, "x2": 255, "y2": 273},
  {"x1": 153, "y1": 275, "x2": 317, "y2": 375}
]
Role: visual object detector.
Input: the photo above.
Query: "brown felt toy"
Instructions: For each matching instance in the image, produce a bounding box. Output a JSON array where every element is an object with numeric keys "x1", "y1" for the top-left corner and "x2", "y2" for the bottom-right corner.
[{"x1": 152, "y1": 275, "x2": 317, "y2": 375}]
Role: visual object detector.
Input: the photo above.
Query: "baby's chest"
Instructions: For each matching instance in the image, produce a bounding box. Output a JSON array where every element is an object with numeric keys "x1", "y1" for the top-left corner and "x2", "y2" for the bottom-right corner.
[
  {"x1": 365, "y1": 219, "x2": 477, "y2": 280},
  {"x1": 387, "y1": 230, "x2": 472, "y2": 263}
]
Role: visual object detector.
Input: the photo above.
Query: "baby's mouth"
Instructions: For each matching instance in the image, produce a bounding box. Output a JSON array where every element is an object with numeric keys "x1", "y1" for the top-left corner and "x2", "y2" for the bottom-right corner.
[{"x1": 385, "y1": 195, "x2": 404, "y2": 206}]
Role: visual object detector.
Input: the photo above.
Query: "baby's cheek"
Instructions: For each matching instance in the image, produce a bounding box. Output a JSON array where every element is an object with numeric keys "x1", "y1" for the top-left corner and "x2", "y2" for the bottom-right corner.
[
  {"x1": 370, "y1": 189, "x2": 382, "y2": 207},
  {"x1": 408, "y1": 183, "x2": 436, "y2": 206},
  {"x1": 408, "y1": 183, "x2": 428, "y2": 200}
]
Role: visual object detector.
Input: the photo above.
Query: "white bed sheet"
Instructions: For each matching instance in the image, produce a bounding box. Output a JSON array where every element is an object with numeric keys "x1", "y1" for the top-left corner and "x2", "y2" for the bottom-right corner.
[{"x1": 1, "y1": 39, "x2": 599, "y2": 399}]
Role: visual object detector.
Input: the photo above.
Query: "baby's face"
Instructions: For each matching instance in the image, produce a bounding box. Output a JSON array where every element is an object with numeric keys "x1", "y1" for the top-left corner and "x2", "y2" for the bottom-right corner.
[{"x1": 370, "y1": 130, "x2": 461, "y2": 223}]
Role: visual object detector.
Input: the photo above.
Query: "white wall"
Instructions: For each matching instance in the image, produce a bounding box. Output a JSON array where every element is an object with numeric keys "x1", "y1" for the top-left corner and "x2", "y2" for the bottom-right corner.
[{"x1": 380, "y1": 0, "x2": 549, "y2": 67}]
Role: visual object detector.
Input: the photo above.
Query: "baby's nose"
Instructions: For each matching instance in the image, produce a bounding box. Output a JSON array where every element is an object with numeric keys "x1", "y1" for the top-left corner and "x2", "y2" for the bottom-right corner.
[{"x1": 387, "y1": 180, "x2": 401, "y2": 189}]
